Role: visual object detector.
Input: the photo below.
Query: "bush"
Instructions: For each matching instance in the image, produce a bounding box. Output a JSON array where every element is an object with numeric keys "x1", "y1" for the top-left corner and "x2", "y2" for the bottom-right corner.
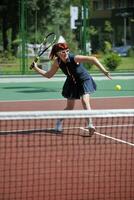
[
  {"x1": 103, "y1": 41, "x2": 112, "y2": 53},
  {"x1": 0, "y1": 51, "x2": 16, "y2": 63},
  {"x1": 128, "y1": 47, "x2": 134, "y2": 57},
  {"x1": 103, "y1": 53, "x2": 121, "y2": 71}
]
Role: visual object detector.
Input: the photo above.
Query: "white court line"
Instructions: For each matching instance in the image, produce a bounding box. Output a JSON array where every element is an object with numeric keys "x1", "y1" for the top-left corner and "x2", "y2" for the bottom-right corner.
[
  {"x1": 80, "y1": 127, "x2": 134, "y2": 147},
  {"x1": 0, "y1": 96, "x2": 134, "y2": 102},
  {"x1": 1, "y1": 125, "x2": 134, "y2": 147},
  {"x1": 96, "y1": 124, "x2": 134, "y2": 128},
  {"x1": 0, "y1": 75, "x2": 133, "y2": 83}
]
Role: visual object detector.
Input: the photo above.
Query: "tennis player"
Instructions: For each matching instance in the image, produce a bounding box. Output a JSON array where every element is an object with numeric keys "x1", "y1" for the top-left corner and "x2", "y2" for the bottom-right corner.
[{"x1": 31, "y1": 43, "x2": 111, "y2": 135}]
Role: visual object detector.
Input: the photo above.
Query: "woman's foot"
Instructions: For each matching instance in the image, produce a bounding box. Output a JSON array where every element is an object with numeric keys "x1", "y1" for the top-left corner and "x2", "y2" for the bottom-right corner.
[
  {"x1": 55, "y1": 119, "x2": 63, "y2": 132},
  {"x1": 87, "y1": 124, "x2": 95, "y2": 137}
]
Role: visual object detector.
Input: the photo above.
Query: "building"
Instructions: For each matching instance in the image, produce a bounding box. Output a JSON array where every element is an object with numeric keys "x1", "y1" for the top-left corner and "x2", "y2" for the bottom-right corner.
[{"x1": 90, "y1": 0, "x2": 134, "y2": 47}]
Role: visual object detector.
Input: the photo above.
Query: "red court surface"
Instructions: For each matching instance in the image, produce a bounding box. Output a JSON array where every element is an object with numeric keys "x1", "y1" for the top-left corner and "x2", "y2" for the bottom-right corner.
[
  {"x1": 0, "y1": 97, "x2": 134, "y2": 200},
  {"x1": 0, "y1": 97, "x2": 134, "y2": 111}
]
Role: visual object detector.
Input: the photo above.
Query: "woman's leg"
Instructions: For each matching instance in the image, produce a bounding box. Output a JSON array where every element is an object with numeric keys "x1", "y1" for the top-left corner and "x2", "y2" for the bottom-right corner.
[
  {"x1": 64, "y1": 99, "x2": 75, "y2": 110},
  {"x1": 81, "y1": 93, "x2": 91, "y2": 110},
  {"x1": 81, "y1": 94, "x2": 95, "y2": 135},
  {"x1": 55, "y1": 99, "x2": 75, "y2": 131}
]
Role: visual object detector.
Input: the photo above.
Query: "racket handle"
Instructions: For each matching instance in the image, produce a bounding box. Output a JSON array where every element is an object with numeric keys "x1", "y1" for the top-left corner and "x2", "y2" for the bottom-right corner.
[
  {"x1": 34, "y1": 56, "x2": 39, "y2": 62},
  {"x1": 30, "y1": 63, "x2": 34, "y2": 69},
  {"x1": 30, "y1": 57, "x2": 39, "y2": 70}
]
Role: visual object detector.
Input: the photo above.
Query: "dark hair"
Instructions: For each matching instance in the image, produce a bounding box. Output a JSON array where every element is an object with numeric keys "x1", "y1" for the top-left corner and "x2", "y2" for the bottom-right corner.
[{"x1": 49, "y1": 43, "x2": 69, "y2": 60}]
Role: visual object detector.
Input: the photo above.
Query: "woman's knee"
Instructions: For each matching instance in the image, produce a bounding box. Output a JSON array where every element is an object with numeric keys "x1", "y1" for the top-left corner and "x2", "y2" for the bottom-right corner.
[
  {"x1": 81, "y1": 94, "x2": 91, "y2": 109},
  {"x1": 65, "y1": 99, "x2": 75, "y2": 110}
]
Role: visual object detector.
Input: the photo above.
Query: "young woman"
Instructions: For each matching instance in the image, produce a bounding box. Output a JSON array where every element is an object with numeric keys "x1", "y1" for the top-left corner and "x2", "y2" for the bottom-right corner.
[{"x1": 31, "y1": 43, "x2": 111, "y2": 135}]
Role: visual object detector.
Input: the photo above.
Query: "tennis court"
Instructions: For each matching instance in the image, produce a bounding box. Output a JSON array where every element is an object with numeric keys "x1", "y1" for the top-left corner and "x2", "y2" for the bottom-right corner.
[{"x1": 0, "y1": 75, "x2": 134, "y2": 200}]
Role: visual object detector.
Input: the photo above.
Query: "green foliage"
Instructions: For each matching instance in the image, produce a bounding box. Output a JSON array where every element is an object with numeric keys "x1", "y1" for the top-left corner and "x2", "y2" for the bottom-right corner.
[
  {"x1": 128, "y1": 47, "x2": 134, "y2": 57},
  {"x1": 88, "y1": 26, "x2": 99, "y2": 53},
  {"x1": 103, "y1": 41, "x2": 112, "y2": 53},
  {"x1": 0, "y1": 0, "x2": 72, "y2": 52},
  {"x1": 89, "y1": 26, "x2": 98, "y2": 35},
  {"x1": 104, "y1": 20, "x2": 113, "y2": 33},
  {"x1": 103, "y1": 53, "x2": 121, "y2": 71},
  {"x1": 0, "y1": 51, "x2": 16, "y2": 63},
  {"x1": 103, "y1": 21, "x2": 113, "y2": 46}
]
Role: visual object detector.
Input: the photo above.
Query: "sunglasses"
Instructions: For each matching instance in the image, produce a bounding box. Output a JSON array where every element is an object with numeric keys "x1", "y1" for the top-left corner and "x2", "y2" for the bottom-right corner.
[{"x1": 58, "y1": 49, "x2": 69, "y2": 54}]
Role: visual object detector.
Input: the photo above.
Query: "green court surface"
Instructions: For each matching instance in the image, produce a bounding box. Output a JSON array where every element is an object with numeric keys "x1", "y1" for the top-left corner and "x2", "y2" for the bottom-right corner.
[{"x1": 0, "y1": 77, "x2": 133, "y2": 101}]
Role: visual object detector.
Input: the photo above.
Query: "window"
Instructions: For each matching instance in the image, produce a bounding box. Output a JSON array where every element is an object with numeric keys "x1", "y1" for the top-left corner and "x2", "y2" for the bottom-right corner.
[
  {"x1": 104, "y1": 0, "x2": 113, "y2": 9},
  {"x1": 93, "y1": 0, "x2": 103, "y2": 10},
  {"x1": 116, "y1": 0, "x2": 126, "y2": 8},
  {"x1": 128, "y1": 0, "x2": 134, "y2": 7}
]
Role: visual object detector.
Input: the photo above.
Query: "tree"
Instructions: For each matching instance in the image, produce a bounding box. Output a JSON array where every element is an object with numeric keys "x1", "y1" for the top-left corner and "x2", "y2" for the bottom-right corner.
[
  {"x1": 0, "y1": 0, "x2": 79, "y2": 54},
  {"x1": 0, "y1": 0, "x2": 19, "y2": 52},
  {"x1": 104, "y1": 20, "x2": 113, "y2": 44},
  {"x1": 88, "y1": 25, "x2": 99, "y2": 53}
]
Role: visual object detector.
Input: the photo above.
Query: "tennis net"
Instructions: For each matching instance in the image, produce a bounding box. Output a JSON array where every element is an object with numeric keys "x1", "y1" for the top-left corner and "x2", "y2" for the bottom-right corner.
[{"x1": 0, "y1": 109, "x2": 134, "y2": 200}]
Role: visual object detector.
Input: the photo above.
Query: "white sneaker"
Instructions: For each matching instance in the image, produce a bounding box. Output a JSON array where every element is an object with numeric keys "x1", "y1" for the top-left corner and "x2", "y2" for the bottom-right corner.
[
  {"x1": 87, "y1": 124, "x2": 95, "y2": 137},
  {"x1": 55, "y1": 120, "x2": 63, "y2": 132}
]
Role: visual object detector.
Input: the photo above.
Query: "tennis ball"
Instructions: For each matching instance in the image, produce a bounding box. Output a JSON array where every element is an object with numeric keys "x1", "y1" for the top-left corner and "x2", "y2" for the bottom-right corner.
[{"x1": 115, "y1": 84, "x2": 122, "y2": 91}]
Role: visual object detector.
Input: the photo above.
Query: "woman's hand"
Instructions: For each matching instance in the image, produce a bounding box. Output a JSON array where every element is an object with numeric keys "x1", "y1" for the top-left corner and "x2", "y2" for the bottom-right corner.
[
  {"x1": 30, "y1": 61, "x2": 38, "y2": 70},
  {"x1": 103, "y1": 70, "x2": 112, "y2": 80}
]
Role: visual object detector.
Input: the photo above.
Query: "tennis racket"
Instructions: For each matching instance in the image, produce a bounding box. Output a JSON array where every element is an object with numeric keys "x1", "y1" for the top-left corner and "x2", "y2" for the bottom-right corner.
[{"x1": 30, "y1": 32, "x2": 57, "y2": 69}]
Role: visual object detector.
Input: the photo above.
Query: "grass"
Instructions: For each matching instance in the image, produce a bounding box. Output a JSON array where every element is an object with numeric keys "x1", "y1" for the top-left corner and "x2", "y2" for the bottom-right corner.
[
  {"x1": 88, "y1": 56, "x2": 134, "y2": 73},
  {"x1": 117, "y1": 57, "x2": 134, "y2": 71},
  {"x1": 0, "y1": 56, "x2": 134, "y2": 75}
]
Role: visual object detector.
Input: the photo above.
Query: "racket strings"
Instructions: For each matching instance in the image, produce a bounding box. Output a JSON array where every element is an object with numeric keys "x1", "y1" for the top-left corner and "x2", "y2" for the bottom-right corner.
[
  {"x1": 38, "y1": 43, "x2": 47, "y2": 54},
  {"x1": 37, "y1": 33, "x2": 57, "y2": 56}
]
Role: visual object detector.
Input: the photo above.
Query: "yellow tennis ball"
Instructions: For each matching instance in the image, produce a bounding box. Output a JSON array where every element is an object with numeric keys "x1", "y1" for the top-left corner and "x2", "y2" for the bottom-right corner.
[{"x1": 115, "y1": 84, "x2": 122, "y2": 91}]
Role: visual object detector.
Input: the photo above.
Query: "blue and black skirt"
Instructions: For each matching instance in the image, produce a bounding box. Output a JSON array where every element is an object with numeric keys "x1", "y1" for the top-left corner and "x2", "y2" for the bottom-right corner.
[{"x1": 62, "y1": 76, "x2": 96, "y2": 99}]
